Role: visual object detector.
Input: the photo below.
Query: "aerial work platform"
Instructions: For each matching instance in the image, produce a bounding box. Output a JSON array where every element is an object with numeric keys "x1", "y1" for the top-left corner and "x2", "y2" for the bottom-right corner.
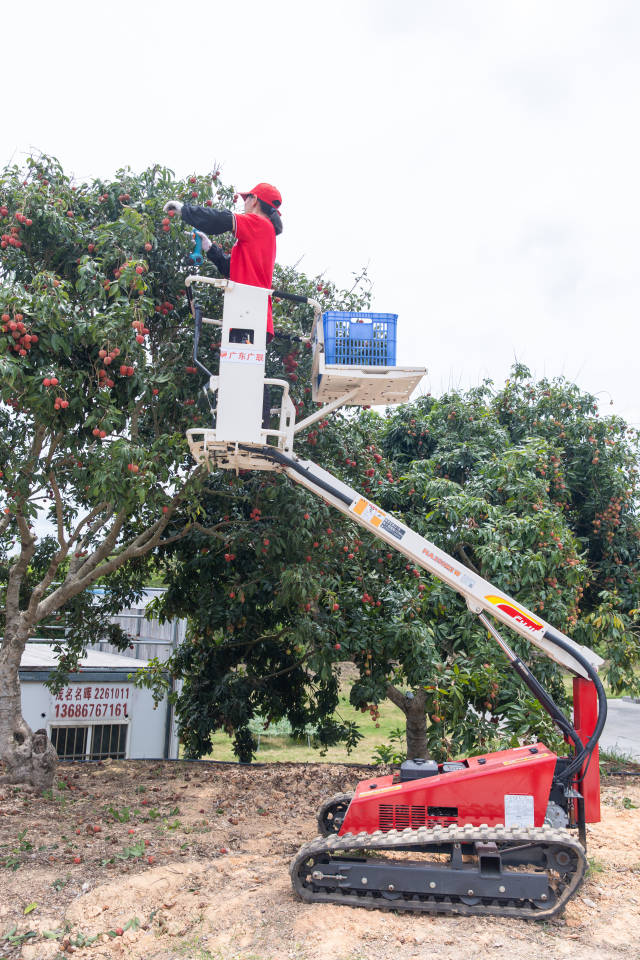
[{"x1": 185, "y1": 276, "x2": 425, "y2": 471}]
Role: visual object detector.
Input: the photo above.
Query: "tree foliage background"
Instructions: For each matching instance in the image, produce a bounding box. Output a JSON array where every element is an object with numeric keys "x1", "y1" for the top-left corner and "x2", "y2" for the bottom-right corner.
[{"x1": 157, "y1": 356, "x2": 640, "y2": 762}]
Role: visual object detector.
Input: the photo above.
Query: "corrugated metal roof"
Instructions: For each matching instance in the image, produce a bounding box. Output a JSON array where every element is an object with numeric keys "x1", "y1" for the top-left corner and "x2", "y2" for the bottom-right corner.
[{"x1": 20, "y1": 643, "x2": 149, "y2": 670}]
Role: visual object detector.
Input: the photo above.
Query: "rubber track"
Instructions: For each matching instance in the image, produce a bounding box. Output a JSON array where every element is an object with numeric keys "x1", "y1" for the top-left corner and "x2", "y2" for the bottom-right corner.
[{"x1": 290, "y1": 823, "x2": 587, "y2": 919}]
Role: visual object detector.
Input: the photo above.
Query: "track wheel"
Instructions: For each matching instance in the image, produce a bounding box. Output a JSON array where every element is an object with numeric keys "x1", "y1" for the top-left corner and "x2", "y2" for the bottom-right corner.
[{"x1": 317, "y1": 792, "x2": 353, "y2": 836}]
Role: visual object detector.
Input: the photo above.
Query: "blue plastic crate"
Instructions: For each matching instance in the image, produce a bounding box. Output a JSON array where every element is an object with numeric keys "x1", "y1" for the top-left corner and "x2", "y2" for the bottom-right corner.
[{"x1": 323, "y1": 311, "x2": 397, "y2": 367}]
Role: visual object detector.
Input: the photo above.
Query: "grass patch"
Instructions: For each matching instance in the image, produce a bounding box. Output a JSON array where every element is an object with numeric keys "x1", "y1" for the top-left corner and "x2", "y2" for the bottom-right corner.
[
  {"x1": 173, "y1": 936, "x2": 261, "y2": 960},
  {"x1": 202, "y1": 691, "x2": 406, "y2": 764},
  {"x1": 600, "y1": 745, "x2": 635, "y2": 765}
]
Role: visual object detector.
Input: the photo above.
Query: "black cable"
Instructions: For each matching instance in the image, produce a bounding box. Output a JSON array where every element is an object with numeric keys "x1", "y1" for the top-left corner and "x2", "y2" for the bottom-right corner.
[
  {"x1": 509, "y1": 655, "x2": 584, "y2": 760},
  {"x1": 542, "y1": 628, "x2": 608, "y2": 781},
  {"x1": 241, "y1": 445, "x2": 354, "y2": 508}
]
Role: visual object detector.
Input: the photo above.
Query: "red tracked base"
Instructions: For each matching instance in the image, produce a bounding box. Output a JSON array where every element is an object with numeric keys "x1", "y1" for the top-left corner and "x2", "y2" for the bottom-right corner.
[{"x1": 339, "y1": 743, "x2": 558, "y2": 835}]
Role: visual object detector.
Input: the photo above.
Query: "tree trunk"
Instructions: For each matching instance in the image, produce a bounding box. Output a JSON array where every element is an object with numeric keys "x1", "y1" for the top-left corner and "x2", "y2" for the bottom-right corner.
[
  {"x1": 386, "y1": 684, "x2": 431, "y2": 760},
  {"x1": 0, "y1": 631, "x2": 57, "y2": 791}
]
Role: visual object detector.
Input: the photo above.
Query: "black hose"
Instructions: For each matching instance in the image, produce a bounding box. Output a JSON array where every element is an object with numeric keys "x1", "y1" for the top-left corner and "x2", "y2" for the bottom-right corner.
[
  {"x1": 241, "y1": 445, "x2": 354, "y2": 508},
  {"x1": 272, "y1": 289, "x2": 309, "y2": 305},
  {"x1": 543, "y1": 628, "x2": 608, "y2": 780},
  {"x1": 510, "y1": 656, "x2": 584, "y2": 762}
]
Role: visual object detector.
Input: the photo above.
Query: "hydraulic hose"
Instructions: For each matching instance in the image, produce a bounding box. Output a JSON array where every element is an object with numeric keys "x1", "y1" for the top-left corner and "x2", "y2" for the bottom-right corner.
[
  {"x1": 186, "y1": 289, "x2": 215, "y2": 379},
  {"x1": 508, "y1": 655, "x2": 584, "y2": 764},
  {"x1": 542, "y1": 628, "x2": 608, "y2": 781},
  {"x1": 272, "y1": 289, "x2": 310, "y2": 305},
  {"x1": 242, "y1": 445, "x2": 354, "y2": 508}
]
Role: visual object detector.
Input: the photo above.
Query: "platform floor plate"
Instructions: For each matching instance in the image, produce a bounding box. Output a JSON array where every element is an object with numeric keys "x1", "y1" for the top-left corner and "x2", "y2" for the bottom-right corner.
[
  {"x1": 186, "y1": 432, "x2": 280, "y2": 472},
  {"x1": 314, "y1": 365, "x2": 426, "y2": 404}
]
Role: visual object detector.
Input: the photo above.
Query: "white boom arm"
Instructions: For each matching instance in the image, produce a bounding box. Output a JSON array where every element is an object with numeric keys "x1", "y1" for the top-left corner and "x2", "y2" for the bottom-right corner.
[
  {"x1": 183, "y1": 276, "x2": 601, "y2": 680},
  {"x1": 272, "y1": 453, "x2": 602, "y2": 679}
]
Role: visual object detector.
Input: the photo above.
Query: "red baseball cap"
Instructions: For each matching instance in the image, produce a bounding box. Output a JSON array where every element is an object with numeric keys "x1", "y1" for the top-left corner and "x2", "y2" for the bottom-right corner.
[{"x1": 240, "y1": 182, "x2": 282, "y2": 211}]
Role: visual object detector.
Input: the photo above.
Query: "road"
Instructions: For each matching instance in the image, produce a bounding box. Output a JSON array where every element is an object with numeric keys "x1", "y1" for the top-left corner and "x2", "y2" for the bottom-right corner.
[{"x1": 599, "y1": 698, "x2": 640, "y2": 761}]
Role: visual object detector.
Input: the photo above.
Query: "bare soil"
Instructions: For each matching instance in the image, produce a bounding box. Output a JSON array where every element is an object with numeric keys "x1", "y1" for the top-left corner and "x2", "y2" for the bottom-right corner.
[{"x1": 0, "y1": 760, "x2": 639, "y2": 960}]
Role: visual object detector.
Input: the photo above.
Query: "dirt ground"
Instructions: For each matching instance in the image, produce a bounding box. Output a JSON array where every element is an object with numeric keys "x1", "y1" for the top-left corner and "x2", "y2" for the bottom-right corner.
[{"x1": 1, "y1": 760, "x2": 639, "y2": 960}]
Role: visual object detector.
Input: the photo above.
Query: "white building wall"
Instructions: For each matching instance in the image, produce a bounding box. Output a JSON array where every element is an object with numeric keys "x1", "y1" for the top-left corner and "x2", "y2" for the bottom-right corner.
[
  {"x1": 90, "y1": 589, "x2": 187, "y2": 663},
  {"x1": 20, "y1": 676, "x2": 172, "y2": 760}
]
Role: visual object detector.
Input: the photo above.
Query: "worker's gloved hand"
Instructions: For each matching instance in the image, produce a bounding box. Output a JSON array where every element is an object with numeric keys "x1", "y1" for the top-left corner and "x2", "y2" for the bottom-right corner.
[
  {"x1": 194, "y1": 229, "x2": 212, "y2": 252},
  {"x1": 163, "y1": 200, "x2": 183, "y2": 215}
]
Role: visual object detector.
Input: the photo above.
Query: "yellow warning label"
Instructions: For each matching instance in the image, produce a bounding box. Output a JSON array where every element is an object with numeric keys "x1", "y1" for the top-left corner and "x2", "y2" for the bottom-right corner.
[
  {"x1": 502, "y1": 753, "x2": 550, "y2": 766},
  {"x1": 360, "y1": 783, "x2": 404, "y2": 795},
  {"x1": 351, "y1": 498, "x2": 386, "y2": 527}
]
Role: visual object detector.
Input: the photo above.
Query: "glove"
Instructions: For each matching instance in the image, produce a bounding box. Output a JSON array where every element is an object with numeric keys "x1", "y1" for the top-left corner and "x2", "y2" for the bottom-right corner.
[
  {"x1": 194, "y1": 229, "x2": 212, "y2": 253},
  {"x1": 163, "y1": 200, "x2": 183, "y2": 215}
]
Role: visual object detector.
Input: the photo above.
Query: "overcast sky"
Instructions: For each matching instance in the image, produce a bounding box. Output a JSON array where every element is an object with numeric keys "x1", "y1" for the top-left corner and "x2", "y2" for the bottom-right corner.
[{"x1": 3, "y1": 0, "x2": 639, "y2": 425}]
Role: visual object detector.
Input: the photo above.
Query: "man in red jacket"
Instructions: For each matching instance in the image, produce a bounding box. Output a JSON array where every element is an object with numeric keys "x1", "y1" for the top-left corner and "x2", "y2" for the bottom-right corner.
[{"x1": 164, "y1": 182, "x2": 282, "y2": 340}]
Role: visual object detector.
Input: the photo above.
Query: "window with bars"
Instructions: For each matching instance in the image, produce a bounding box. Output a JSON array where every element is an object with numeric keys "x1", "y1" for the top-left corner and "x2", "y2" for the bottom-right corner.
[{"x1": 51, "y1": 724, "x2": 128, "y2": 761}]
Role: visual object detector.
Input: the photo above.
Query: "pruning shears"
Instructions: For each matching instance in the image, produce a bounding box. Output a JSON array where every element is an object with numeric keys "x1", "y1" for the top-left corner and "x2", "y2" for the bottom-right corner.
[{"x1": 188, "y1": 229, "x2": 203, "y2": 266}]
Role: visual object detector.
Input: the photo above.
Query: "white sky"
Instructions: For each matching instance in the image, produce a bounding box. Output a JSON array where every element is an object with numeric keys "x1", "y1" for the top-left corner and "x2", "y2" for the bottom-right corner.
[{"x1": 3, "y1": 0, "x2": 639, "y2": 425}]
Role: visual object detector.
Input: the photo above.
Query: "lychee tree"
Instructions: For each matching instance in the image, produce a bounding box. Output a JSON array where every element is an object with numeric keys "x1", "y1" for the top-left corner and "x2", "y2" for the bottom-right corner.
[
  {"x1": 374, "y1": 367, "x2": 640, "y2": 758},
  {"x1": 152, "y1": 397, "x2": 568, "y2": 763},
  {"x1": 0, "y1": 153, "x2": 279, "y2": 788}
]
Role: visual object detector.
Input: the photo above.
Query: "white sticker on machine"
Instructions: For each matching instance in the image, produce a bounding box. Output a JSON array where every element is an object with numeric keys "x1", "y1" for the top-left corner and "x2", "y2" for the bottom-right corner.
[
  {"x1": 350, "y1": 497, "x2": 386, "y2": 527},
  {"x1": 504, "y1": 794, "x2": 535, "y2": 828},
  {"x1": 219, "y1": 349, "x2": 265, "y2": 364}
]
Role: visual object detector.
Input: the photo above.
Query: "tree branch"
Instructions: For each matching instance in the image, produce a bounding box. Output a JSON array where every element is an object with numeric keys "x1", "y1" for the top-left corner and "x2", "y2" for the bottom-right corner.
[
  {"x1": 71, "y1": 502, "x2": 112, "y2": 550},
  {"x1": 41, "y1": 431, "x2": 65, "y2": 473},
  {"x1": 190, "y1": 519, "x2": 236, "y2": 539},
  {"x1": 4, "y1": 510, "x2": 37, "y2": 635},
  {"x1": 25, "y1": 537, "x2": 71, "y2": 624},
  {"x1": 70, "y1": 506, "x2": 129, "y2": 579},
  {"x1": 129, "y1": 397, "x2": 146, "y2": 442},
  {"x1": 249, "y1": 657, "x2": 308, "y2": 685},
  {"x1": 48, "y1": 472, "x2": 67, "y2": 549},
  {"x1": 223, "y1": 626, "x2": 288, "y2": 651},
  {"x1": 33, "y1": 466, "x2": 203, "y2": 622},
  {"x1": 67, "y1": 504, "x2": 113, "y2": 577},
  {"x1": 456, "y1": 543, "x2": 482, "y2": 576},
  {"x1": 155, "y1": 527, "x2": 194, "y2": 549},
  {"x1": 385, "y1": 683, "x2": 427, "y2": 712},
  {"x1": 385, "y1": 682, "x2": 409, "y2": 711}
]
